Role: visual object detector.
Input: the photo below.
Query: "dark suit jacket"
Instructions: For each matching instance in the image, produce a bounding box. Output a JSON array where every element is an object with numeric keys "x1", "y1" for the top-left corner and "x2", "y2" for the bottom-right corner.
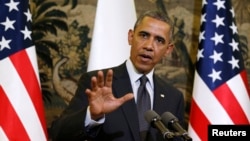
[{"x1": 50, "y1": 62, "x2": 185, "y2": 141}]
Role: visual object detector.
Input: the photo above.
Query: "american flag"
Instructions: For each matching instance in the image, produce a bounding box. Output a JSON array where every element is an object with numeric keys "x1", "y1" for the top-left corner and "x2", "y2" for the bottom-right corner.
[
  {"x1": 0, "y1": 0, "x2": 47, "y2": 140},
  {"x1": 188, "y1": 0, "x2": 250, "y2": 140}
]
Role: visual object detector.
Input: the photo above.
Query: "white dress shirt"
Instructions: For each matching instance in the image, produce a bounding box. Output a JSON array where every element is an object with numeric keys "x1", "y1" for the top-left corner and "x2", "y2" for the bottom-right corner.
[{"x1": 126, "y1": 59, "x2": 154, "y2": 108}]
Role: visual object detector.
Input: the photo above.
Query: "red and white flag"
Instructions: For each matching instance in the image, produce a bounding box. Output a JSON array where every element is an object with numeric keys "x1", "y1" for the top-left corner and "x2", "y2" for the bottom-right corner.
[
  {"x1": 188, "y1": 0, "x2": 250, "y2": 140},
  {"x1": 87, "y1": 0, "x2": 136, "y2": 72},
  {"x1": 0, "y1": 0, "x2": 48, "y2": 140}
]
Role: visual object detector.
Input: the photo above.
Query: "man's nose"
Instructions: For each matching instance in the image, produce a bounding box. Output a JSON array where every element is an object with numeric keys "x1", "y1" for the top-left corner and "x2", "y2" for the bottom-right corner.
[{"x1": 144, "y1": 38, "x2": 154, "y2": 50}]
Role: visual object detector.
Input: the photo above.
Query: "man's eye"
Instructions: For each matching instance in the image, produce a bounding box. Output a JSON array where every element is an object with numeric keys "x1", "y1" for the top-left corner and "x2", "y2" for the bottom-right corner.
[
  {"x1": 139, "y1": 33, "x2": 148, "y2": 38},
  {"x1": 156, "y1": 38, "x2": 165, "y2": 44}
]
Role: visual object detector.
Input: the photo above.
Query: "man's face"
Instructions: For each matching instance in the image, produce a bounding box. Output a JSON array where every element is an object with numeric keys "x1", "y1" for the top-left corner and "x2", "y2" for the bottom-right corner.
[{"x1": 128, "y1": 16, "x2": 173, "y2": 74}]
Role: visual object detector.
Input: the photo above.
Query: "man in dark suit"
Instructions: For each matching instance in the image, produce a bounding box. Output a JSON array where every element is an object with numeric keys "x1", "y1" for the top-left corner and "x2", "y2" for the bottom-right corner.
[{"x1": 50, "y1": 10, "x2": 185, "y2": 141}]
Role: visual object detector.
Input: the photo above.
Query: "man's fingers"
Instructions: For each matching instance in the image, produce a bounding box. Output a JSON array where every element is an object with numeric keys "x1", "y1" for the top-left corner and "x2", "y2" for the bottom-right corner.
[
  {"x1": 85, "y1": 88, "x2": 91, "y2": 96},
  {"x1": 118, "y1": 93, "x2": 134, "y2": 104},
  {"x1": 106, "y1": 69, "x2": 113, "y2": 87},
  {"x1": 97, "y1": 71, "x2": 104, "y2": 87},
  {"x1": 85, "y1": 88, "x2": 95, "y2": 100},
  {"x1": 90, "y1": 76, "x2": 98, "y2": 91}
]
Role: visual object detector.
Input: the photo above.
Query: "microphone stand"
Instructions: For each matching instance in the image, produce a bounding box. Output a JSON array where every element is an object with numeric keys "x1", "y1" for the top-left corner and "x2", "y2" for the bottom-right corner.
[
  {"x1": 162, "y1": 131, "x2": 174, "y2": 141},
  {"x1": 173, "y1": 132, "x2": 192, "y2": 141}
]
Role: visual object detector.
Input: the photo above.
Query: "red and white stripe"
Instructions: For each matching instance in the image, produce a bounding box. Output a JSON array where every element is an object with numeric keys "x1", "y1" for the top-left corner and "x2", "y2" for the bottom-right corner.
[
  {"x1": 0, "y1": 46, "x2": 47, "y2": 141},
  {"x1": 188, "y1": 71, "x2": 250, "y2": 141}
]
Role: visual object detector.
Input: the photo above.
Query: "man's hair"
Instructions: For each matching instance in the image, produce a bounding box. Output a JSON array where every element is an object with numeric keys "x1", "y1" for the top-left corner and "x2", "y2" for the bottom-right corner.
[{"x1": 133, "y1": 10, "x2": 174, "y2": 42}]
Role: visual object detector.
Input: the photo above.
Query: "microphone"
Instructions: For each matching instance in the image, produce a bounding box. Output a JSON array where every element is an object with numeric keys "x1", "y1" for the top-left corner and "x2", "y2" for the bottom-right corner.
[
  {"x1": 161, "y1": 112, "x2": 192, "y2": 141},
  {"x1": 144, "y1": 110, "x2": 174, "y2": 140}
]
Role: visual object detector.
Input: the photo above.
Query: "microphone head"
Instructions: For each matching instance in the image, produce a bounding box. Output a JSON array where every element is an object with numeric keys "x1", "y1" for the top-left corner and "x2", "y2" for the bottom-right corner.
[
  {"x1": 144, "y1": 110, "x2": 161, "y2": 124},
  {"x1": 161, "y1": 112, "x2": 178, "y2": 127}
]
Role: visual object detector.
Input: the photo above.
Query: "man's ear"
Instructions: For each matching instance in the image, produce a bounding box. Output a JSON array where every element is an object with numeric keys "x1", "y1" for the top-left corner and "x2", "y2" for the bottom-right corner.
[
  {"x1": 164, "y1": 43, "x2": 174, "y2": 56},
  {"x1": 128, "y1": 29, "x2": 133, "y2": 45}
]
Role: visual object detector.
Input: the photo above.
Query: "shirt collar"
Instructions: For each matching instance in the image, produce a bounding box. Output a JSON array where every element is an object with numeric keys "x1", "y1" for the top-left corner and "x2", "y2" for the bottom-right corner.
[{"x1": 126, "y1": 59, "x2": 154, "y2": 86}]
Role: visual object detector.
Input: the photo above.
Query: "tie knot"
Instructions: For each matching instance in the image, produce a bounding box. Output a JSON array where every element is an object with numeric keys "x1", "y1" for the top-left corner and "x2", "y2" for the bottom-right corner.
[{"x1": 139, "y1": 75, "x2": 148, "y2": 86}]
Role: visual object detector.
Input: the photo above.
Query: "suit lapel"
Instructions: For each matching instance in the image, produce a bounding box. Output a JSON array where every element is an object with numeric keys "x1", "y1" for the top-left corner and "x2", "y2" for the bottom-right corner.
[
  {"x1": 112, "y1": 63, "x2": 141, "y2": 141},
  {"x1": 111, "y1": 63, "x2": 171, "y2": 141},
  {"x1": 152, "y1": 75, "x2": 169, "y2": 115}
]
